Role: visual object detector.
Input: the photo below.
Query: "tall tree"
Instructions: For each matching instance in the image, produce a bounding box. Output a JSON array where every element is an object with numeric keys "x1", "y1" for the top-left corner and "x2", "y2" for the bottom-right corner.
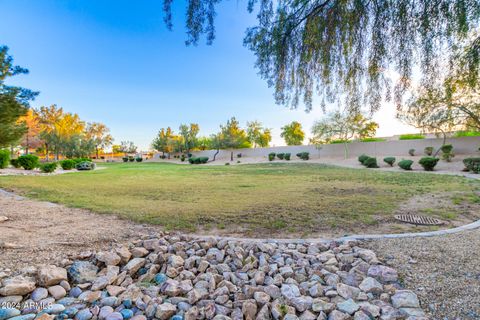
[
  {"x1": 152, "y1": 127, "x2": 175, "y2": 156},
  {"x1": 280, "y1": 121, "x2": 305, "y2": 145},
  {"x1": 18, "y1": 109, "x2": 43, "y2": 154},
  {"x1": 162, "y1": 0, "x2": 480, "y2": 112},
  {"x1": 85, "y1": 122, "x2": 114, "y2": 159},
  {"x1": 37, "y1": 105, "x2": 64, "y2": 161},
  {"x1": 119, "y1": 141, "x2": 137, "y2": 156},
  {"x1": 179, "y1": 123, "x2": 200, "y2": 155},
  {"x1": 0, "y1": 46, "x2": 38, "y2": 148},
  {"x1": 218, "y1": 117, "x2": 251, "y2": 161},
  {"x1": 310, "y1": 111, "x2": 378, "y2": 158},
  {"x1": 246, "y1": 121, "x2": 272, "y2": 148}
]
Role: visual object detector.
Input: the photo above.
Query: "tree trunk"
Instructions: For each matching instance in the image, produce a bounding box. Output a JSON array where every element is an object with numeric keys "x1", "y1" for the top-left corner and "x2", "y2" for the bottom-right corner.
[
  {"x1": 230, "y1": 150, "x2": 233, "y2": 161},
  {"x1": 213, "y1": 149, "x2": 219, "y2": 161},
  {"x1": 96, "y1": 146, "x2": 99, "y2": 160},
  {"x1": 45, "y1": 144, "x2": 49, "y2": 162},
  {"x1": 25, "y1": 132, "x2": 29, "y2": 155},
  {"x1": 343, "y1": 142, "x2": 349, "y2": 159}
]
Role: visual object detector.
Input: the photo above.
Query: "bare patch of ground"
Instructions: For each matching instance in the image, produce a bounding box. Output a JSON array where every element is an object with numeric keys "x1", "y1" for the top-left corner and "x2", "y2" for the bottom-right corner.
[{"x1": 0, "y1": 190, "x2": 159, "y2": 271}]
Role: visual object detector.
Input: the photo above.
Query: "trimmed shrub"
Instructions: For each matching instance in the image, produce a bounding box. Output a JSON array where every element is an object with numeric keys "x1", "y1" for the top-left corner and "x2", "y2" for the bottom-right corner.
[
  {"x1": 277, "y1": 153, "x2": 285, "y2": 160},
  {"x1": 440, "y1": 144, "x2": 454, "y2": 162},
  {"x1": 76, "y1": 161, "x2": 96, "y2": 170},
  {"x1": 296, "y1": 152, "x2": 309, "y2": 160},
  {"x1": 398, "y1": 159, "x2": 414, "y2": 170},
  {"x1": 268, "y1": 153, "x2": 276, "y2": 161},
  {"x1": 10, "y1": 158, "x2": 21, "y2": 168},
  {"x1": 399, "y1": 134, "x2": 425, "y2": 140},
  {"x1": 188, "y1": 157, "x2": 209, "y2": 164},
  {"x1": 237, "y1": 153, "x2": 242, "y2": 158},
  {"x1": 419, "y1": 157, "x2": 439, "y2": 171},
  {"x1": 128, "y1": 156, "x2": 135, "y2": 162},
  {"x1": 135, "y1": 157, "x2": 143, "y2": 162},
  {"x1": 363, "y1": 157, "x2": 379, "y2": 168},
  {"x1": 73, "y1": 158, "x2": 92, "y2": 164},
  {"x1": 463, "y1": 158, "x2": 480, "y2": 173},
  {"x1": 199, "y1": 157, "x2": 208, "y2": 164},
  {"x1": 181, "y1": 155, "x2": 186, "y2": 162},
  {"x1": 358, "y1": 154, "x2": 369, "y2": 164},
  {"x1": 40, "y1": 162, "x2": 57, "y2": 173},
  {"x1": 18, "y1": 155, "x2": 39, "y2": 170},
  {"x1": 60, "y1": 159, "x2": 76, "y2": 170},
  {"x1": 225, "y1": 162, "x2": 230, "y2": 165},
  {"x1": 285, "y1": 153, "x2": 291, "y2": 161},
  {"x1": 424, "y1": 146, "x2": 434, "y2": 156},
  {"x1": 122, "y1": 157, "x2": 128, "y2": 162},
  {"x1": 383, "y1": 157, "x2": 396, "y2": 166},
  {"x1": 0, "y1": 150, "x2": 10, "y2": 169},
  {"x1": 408, "y1": 149, "x2": 415, "y2": 156}
]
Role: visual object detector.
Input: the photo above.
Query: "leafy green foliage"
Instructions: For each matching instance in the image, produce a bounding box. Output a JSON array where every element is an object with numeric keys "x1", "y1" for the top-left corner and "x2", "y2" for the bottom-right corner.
[
  {"x1": 181, "y1": 154, "x2": 186, "y2": 162},
  {"x1": 463, "y1": 158, "x2": 480, "y2": 173},
  {"x1": 40, "y1": 162, "x2": 57, "y2": 173},
  {"x1": 188, "y1": 157, "x2": 209, "y2": 164},
  {"x1": 440, "y1": 144, "x2": 455, "y2": 162},
  {"x1": 284, "y1": 153, "x2": 291, "y2": 161},
  {"x1": 358, "y1": 154, "x2": 369, "y2": 164},
  {"x1": 135, "y1": 157, "x2": 143, "y2": 162},
  {"x1": 0, "y1": 150, "x2": 10, "y2": 169},
  {"x1": 360, "y1": 137, "x2": 386, "y2": 142},
  {"x1": 76, "y1": 161, "x2": 96, "y2": 171},
  {"x1": 399, "y1": 134, "x2": 425, "y2": 140},
  {"x1": 424, "y1": 146, "x2": 434, "y2": 156},
  {"x1": 383, "y1": 157, "x2": 396, "y2": 167},
  {"x1": 277, "y1": 153, "x2": 285, "y2": 160},
  {"x1": 281, "y1": 121, "x2": 304, "y2": 145},
  {"x1": 296, "y1": 152, "x2": 309, "y2": 160},
  {"x1": 398, "y1": 159, "x2": 414, "y2": 170},
  {"x1": 455, "y1": 131, "x2": 480, "y2": 137},
  {"x1": 246, "y1": 121, "x2": 272, "y2": 148},
  {"x1": 268, "y1": 152, "x2": 276, "y2": 161},
  {"x1": 419, "y1": 157, "x2": 440, "y2": 171},
  {"x1": 18, "y1": 154, "x2": 39, "y2": 170},
  {"x1": 122, "y1": 157, "x2": 128, "y2": 162},
  {"x1": 10, "y1": 158, "x2": 21, "y2": 168},
  {"x1": 60, "y1": 159, "x2": 76, "y2": 170},
  {"x1": 363, "y1": 157, "x2": 379, "y2": 168}
]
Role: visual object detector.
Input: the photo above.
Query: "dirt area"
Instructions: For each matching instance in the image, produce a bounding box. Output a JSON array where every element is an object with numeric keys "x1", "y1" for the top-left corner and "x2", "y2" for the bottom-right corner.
[
  {"x1": 366, "y1": 229, "x2": 480, "y2": 319},
  {"x1": 0, "y1": 189, "x2": 160, "y2": 271}
]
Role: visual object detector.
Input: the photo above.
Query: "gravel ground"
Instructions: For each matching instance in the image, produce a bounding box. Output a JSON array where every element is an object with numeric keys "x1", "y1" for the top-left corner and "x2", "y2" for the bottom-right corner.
[{"x1": 366, "y1": 229, "x2": 480, "y2": 319}]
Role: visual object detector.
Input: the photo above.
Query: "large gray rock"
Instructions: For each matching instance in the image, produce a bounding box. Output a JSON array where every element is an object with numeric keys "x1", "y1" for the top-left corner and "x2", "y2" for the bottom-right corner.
[
  {"x1": 155, "y1": 303, "x2": 177, "y2": 320},
  {"x1": 68, "y1": 261, "x2": 98, "y2": 284},
  {"x1": 0, "y1": 276, "x2": 36, "y2": 296},
  {"x1": 38, "y1": 266, "x2": 68, "y2": 286},
  {"x1": 391, "y1": 290, "x2": 420, "y2": 308}
]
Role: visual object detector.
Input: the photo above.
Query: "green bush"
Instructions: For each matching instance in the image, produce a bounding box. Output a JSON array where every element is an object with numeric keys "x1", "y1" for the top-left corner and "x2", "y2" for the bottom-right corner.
[
  {"x1": 363, "y1": 157, "x2": 379, "y2": 168},
  {"x1": 237, "y1": 153, "x2": 242, "y2": 158},
  {"x1": 398, "y1": 159, "x2": 414, "y2": 170},
  {"x1": 73, "y1": 158, "x2": 92, "y2": 164},
  {"x1": 463, "y1": 158, "x2": 480, "y2": 173},
  {"x1": 383, "y1": 157, "x2": 396, "y2": 166},
  {"x1": 358, "y1": 154, "x2": 369, "y2": 164},
  {"x1": 424, "y1": 146, "x2": 434, "y2": 156},
  {"x1": 440, "y1": 144, "x2": 454, "y2": 162},
  {"x1": 40, "y1": 162, "x2": 57, "y2": 173},
  {"x1": 360, "y1": 137, "x2": 386, "y2": 142},
  {"x1": 296, "y1": 152, "x2": 309, "y2": 160},
  {"x1": 268, "y1": 153, "x2": 276, "y2": 161},
  {"x1": 128, "y1": 156, "x2": 135, "y2": 162},
  {"x1": 399, "y1": 134, "x2": 425, "y2": 140},
  {"x1": 135, "y1": 157, "x2": 143, "y2": 162},
  {"x1": 285, "y1": 153, "x2": 291, "y2": 161},
  {"x1": 18, "y1": 155, "x2": 39, "y2": 170},
  {"x1": 76, "y1": 161, "x2": 96, "y2": 170},
  {"x1": 122, "y1": 157, "x2": 128, "y2": 162},
  {"x1": 10, "y1": 158, "x2": 21, "y2": 168},
  {"x1": 188, "y1": 157, "x2": 208, "y2": 164},
  {"x1": 225, "y1": 162, "x2": 230, "y2": 165},
  {"x1": 60, "y1": 159, "x2": 76, "y2": 170},
  {"x1": 419, "y1": 157, "x2": 439, "y2": 171},
  {"x1": 0, "y1": 150, "x2": 10, "y2": 169},
  {"x1": 277, "y1": 153, "x2": 285, "y2": 160},
  {"x1": 454, "y1": 131, "x2": 480, "y2": 137},
  {"x1": 181, "y1": 155, "x2": 186, "y2": 162},
  {"x1": 408, "y1": 149, "x2": 415, "y2": 156}
]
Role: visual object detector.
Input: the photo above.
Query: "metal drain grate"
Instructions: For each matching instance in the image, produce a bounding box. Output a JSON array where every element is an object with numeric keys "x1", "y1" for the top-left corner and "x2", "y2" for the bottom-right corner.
[{"x1": 394, "y1": 214, "x2": 444, "y2": 226}]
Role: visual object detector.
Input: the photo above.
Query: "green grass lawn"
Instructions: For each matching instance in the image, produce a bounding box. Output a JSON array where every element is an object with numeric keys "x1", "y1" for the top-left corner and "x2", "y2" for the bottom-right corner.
[{"x1": 0, "y1": 162, "x2": 478, "y2": 235}]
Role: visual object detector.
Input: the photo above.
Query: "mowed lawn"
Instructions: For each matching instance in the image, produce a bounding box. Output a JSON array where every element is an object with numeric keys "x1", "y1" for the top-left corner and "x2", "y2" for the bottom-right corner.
[{"x1": 0, "y1": 162, "x2": 478, "y2": 235}]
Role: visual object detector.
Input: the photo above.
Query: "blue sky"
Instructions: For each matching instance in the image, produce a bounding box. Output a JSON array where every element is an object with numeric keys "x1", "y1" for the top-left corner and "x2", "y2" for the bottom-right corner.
[{"x1": 1, "y1": 0, "x2": 413, "y2": 150}]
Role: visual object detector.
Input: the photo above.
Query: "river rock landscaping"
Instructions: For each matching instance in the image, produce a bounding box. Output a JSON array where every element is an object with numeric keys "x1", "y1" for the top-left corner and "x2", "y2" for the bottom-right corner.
[{"x1": 0, "y1": 233, "x2": 426, "y2": 320}]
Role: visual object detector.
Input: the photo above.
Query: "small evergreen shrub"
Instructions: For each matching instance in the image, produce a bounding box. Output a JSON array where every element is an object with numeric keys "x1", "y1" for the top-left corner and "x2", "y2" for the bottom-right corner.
[
  {"x1": 383, "y1": 157, "x2": 396, "y2": 166},
  {"x1": 128, "y1": 156, "x2": 135, "y2": 162},
  {"x1": 73, "y1": 158, "x2": 92, "y2": 164},
  {"x1": 60, "y1": 159, "x2": 76, "y2": 170},
  {"x1": 0, "y1": 150, "x2": 10, "y2": 169},
  {"x1": 363, "y1": 157, "x2": 379, "y2": 168},
  {"x1": 237, "y1": 153, "x2": 242, "y2": 158},
  {"x1": 181, "y1": 155, "x2": 186, "y2": 162},
  {"x1": 277, "y1": 153, "x2": 285, "y2": 160},
  {"x1": 188, "y1": 157, "x2": 209, "y2": 164},
  {"x1": 135, "y1": 157, "x2": 143, "y2": 162},
  {"x1": 358, "y1": 154, "x2": 369, "y2": 164},
  {"x1": 285, "y1": 153, "x2": 291, "y2": 161},
  {"x1": 76, "y1": 161, "x2": 96, "y2": 170},
  {"x1": 40, "y1": 162, "x2": 57, "y2": 173},
  {"x1": 268, "y1": 153, "x2": 276, "y2": 161},
  {"x1": 419, "y1": 157, "x2": 439, "y2": 171},
  {"x1": 225, "y1": 162, "x2": 230, "y2": 165},
  {"x1": 18, "y1": 155, "x2": 39, "y2": 170},
  {"x1": 398, "y1": 159, "x2": 414, "y2": 170},
  {"x1": 296, "y1": 152, "x2": 309, "y2": 160},
  {"x1": 408, "y1": 149, "x2": 415, "y2": 156},
  {"x1": 463, "y1": 158, "x2": 480, "y2": 173},
  {"x1": 122, "y1": 157, "x2": 128, "y2": 162},
  {"x1": 424, "y1": 146, "x2": 434, "y2": 156},
  {"x1": 440, "y1": 144, "x2": 454, "y2": 162},
  {"x1": 10, "y1": 158, "x2": 21, "y2": 168}
]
